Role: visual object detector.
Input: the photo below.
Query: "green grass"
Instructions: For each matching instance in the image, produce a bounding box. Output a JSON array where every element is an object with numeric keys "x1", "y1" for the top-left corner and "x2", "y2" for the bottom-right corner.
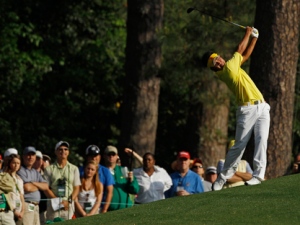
[{"x1": 61, "y1": 174, "x2": 300, "y2": 225}]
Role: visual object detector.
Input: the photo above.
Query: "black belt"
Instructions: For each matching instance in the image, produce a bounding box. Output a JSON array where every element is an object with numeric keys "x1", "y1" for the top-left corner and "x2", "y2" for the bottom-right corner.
[
  {"x1": 0, "y1": 208, "x2": 7, "y2": 212},
  {"x1": 26, "y1": 201, "x2": 39, "y2": 206}
]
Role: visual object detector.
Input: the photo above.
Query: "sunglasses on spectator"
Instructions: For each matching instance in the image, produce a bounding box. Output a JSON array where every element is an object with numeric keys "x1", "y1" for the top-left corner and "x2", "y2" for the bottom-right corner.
[
  {"x1": 192, "y1": 165, "x2": 203, "y2": 169},
  {"x1": 107, "y1": 152, "x2": 117, "y2": 156}
]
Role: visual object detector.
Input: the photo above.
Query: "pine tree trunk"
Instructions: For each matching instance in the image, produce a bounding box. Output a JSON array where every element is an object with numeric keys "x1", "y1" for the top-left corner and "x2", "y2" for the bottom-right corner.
[
  {"x1": 246, "y1": 0, "x2": 300, "y2": 179},
  {"x1": 119, "y1": 0, "x2": 163, "y2": 166},
  {"x1": 198, "y1": 77, "x2": 230, "y2": 168}
]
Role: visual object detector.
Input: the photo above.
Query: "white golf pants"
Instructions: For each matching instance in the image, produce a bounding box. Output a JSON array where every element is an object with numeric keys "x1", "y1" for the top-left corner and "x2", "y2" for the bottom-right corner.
[{"x1": 221, "y1": 102, "x2": 271, "y2": 180}]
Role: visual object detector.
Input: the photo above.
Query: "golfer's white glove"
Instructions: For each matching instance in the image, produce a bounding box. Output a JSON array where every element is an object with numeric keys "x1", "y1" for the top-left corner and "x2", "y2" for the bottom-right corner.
[{"x1": 251, "y1": 27, "x2": 259, "y2": 38}]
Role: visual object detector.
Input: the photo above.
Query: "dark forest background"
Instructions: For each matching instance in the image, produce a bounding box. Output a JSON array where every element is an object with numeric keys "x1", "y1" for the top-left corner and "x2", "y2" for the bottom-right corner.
[{"x1": 0, "y1": 0, "x2": 299, "y2": 178}]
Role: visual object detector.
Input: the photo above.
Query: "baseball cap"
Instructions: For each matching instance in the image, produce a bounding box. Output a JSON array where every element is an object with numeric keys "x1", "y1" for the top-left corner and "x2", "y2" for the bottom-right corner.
[
  {"x1": 86, "y1": 145, "x2": 100, "y2": 155},
  {"x1": 55, "y1": 141, "x2": 69, "y2": 150},
  {"x1": 104, "y1": 145, "x2": 118, "y2": 155},
  {"x1": 36, "y1": 150, "x2": 43, "y2": 158},
  {"x1": 177, "y1": 151, "x2": 190, "y2": 159},
  {"x1": 43, "y1": 154, "x2": 51, "y2": 162},
  {"x1": 206, "y1": 166, "x2": 217, "y2": 175},
  {"x1": 192, "y1": 158, "x2": 203, "y2": 166},
  {"x1": 4, "y1": 148, "x2": 18, "y2": 157},
  {"x1": 23, "y1": 146, "x2": 37, "y2": 155}
]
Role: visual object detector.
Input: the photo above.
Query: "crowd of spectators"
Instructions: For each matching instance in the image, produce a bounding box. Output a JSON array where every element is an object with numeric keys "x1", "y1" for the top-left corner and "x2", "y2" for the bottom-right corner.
[{"x1": 0, "y1": 141, "x2": 299, "y2": 224}]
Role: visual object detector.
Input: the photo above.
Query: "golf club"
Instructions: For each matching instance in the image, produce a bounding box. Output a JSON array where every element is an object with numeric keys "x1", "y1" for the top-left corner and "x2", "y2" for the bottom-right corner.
[{"x1": 187, "y1": 7, "x2": 246, "y2": 30}]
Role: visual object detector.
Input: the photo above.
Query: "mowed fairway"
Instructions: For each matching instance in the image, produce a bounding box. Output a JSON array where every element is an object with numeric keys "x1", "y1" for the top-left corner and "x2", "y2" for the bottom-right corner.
[{"x1": 61, "y1": 174, "x2": 300, "y2": 225}]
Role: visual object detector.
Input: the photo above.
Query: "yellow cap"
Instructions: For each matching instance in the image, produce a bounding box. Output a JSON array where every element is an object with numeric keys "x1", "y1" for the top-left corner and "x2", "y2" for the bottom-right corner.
[{"x1": 207, "y1": 53, "x2": 218, "y2": 68}]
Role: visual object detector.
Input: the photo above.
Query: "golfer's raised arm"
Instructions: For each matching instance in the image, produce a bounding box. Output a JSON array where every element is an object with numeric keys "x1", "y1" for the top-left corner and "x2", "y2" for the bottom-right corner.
[
  {"x1": 238, "y1": 26, "x2": 259, "y2": 64},
  {"x1": 242, "y1": 28, "x2": 259, "y2": 64},
  {"x1": 236, "y1": 27, "x2": 252, "y2": 57}
]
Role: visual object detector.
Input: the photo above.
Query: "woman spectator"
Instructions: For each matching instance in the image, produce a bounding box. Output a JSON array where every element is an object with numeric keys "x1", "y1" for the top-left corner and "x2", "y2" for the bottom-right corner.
[
  {"x1": 133, "y1": 153, "x2": 172, "y2": 204},
  {"x1": 2, "y1": 154, "x2": 25, "y2": 224},
  {"x1": 75, "y1": 160, "x2": 103, "y2": 217}
]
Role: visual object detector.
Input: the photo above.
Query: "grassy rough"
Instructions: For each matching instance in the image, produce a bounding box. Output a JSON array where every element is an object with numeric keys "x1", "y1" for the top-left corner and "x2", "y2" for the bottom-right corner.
[{"x1": 60, "y1": 174, "x2": 300, "y2": 225}]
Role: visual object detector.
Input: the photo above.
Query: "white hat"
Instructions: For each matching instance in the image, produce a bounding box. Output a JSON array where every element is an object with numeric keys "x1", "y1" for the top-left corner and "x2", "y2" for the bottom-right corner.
[
  {"x1": 104, "y1": 145, "x2": 118, "y2": 155},
  {"x1": 36, "y1": 151, "x2": 43, "y2": 158},
  {"x1": 55, "y1": 141, "x2": 69, "y2": 150},
  {"x1": 4, "y1": 148, "x2": 18, "y2": 157},
  {"x1": 205, "y1": 166, "x2": 217, "y2": 175}
]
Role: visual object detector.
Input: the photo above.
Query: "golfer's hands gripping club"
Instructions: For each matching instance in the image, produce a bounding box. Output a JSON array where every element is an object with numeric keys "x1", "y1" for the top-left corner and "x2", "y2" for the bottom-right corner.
[{"x1": 251, "y1": 27, "x2": 259, "y2": 38}]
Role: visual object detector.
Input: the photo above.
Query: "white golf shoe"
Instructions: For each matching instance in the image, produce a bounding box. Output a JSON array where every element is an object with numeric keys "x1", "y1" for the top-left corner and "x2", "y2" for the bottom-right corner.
[
  {"x1": 212, "y1": 174, "x2": 226, "y2": 191},
  {"x1": 245, "y1": 176, "x2": 262, "y2": 186}
]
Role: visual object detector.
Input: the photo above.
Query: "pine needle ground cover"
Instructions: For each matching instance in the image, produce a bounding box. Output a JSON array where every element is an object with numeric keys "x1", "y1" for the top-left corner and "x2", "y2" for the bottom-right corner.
[{"x1": 61, "y1": 174, "x2": 300, "y2": 225}]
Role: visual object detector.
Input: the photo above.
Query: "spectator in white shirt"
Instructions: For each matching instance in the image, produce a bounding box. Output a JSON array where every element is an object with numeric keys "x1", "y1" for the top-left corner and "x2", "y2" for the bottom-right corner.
[{"x1": 133, "y1": 153, "x2": 172, "y2": 204}]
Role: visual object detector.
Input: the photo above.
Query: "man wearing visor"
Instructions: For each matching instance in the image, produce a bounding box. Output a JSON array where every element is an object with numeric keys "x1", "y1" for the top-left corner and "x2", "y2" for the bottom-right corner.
[{"x1": 202, "y1": 27, "x2": 270, "y2": 190}]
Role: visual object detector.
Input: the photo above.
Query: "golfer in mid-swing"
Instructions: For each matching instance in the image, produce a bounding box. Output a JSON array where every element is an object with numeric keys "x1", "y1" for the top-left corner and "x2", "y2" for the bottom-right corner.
[{"x1": 202, "y1": 26, "x2": 270, "y2": 191}]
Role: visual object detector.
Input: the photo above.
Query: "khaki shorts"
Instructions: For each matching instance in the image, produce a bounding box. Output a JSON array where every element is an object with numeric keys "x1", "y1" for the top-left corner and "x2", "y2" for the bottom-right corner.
[
  {"x1": 17, "y1": 202, "x2": 40, "y2": 225},
  {"x1": 0, "y1": 210, "x2": 14, "y2": 225}
]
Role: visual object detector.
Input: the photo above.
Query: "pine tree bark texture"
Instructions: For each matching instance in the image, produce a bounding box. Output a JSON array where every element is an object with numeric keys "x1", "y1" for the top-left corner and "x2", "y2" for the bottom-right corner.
[
  {"x1": 247, "y1": 0, "x2": 300, "y2": 179},
  {"x1": 198, "y1": 77, "x2": 230, "y2": 168},
  {"x1": 119, "y1": 0, "x2": 163, "y2": 164}
]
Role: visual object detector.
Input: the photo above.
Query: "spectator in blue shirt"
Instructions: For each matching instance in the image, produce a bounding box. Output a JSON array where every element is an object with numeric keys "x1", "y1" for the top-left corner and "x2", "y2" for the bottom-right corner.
[
  {"x1": 79, "y1": 145, "x2": 114, "y2": 213},
  {"x1": 165, "y1": 151, "x2": 204, "y2": 198}
]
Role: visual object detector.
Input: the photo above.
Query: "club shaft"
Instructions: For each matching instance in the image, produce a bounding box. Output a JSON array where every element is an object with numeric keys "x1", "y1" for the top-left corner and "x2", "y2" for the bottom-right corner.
[{"x1": 191, "y1": 8, "x2": 246, "y2": 29}]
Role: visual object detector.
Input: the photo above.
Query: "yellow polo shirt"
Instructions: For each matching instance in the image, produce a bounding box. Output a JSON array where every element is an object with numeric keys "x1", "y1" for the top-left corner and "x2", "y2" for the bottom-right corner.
[{"x1": 215, "y1": 52, "x2": 264, "y2": 104}]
